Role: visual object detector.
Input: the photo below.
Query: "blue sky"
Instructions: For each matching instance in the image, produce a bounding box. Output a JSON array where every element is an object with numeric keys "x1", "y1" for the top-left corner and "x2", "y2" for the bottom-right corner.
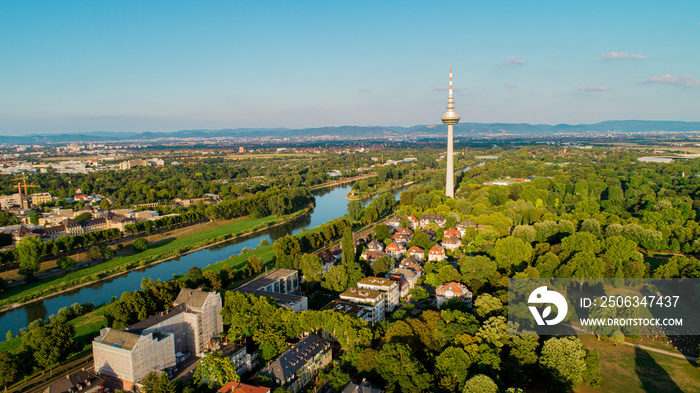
[{"x1": 0, "y1": 1, "x2": 698, "y2": 135}]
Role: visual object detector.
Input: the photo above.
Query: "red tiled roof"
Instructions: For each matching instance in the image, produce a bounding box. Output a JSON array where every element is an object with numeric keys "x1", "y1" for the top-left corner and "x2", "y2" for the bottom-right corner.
[
  {"x1": 407, "y1": 246, "x2": 424, "y2": 253},
  {"x1": 445, "y1": 228, "x2": 461, "y2": 237},
  {"x1": 429, "y1": 244, "x2": 445, "y2": 254},
  {"x1": 436, "y1": 282, "x2": 470, "y2": 297},
  {"x1": 218, "y1": 381, "x2": 271, "y2": 393}
]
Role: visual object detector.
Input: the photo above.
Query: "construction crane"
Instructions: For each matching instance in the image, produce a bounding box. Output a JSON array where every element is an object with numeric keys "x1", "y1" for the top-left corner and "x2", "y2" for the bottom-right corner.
[{"x1": 11, "y1": 173, "x2": 40, "y2": 209}]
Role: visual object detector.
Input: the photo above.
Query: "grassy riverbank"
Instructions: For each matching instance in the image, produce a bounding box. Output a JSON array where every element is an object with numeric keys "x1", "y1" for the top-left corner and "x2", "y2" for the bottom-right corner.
[{"x1": 0, "y1": 208, "x2": 310, "y2": 310}]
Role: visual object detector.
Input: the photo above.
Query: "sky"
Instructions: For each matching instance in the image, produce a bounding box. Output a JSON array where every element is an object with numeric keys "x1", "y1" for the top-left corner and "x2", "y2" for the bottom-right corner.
[{"x1": 0, "y1": 0, "x2": 699, "y2": 135}]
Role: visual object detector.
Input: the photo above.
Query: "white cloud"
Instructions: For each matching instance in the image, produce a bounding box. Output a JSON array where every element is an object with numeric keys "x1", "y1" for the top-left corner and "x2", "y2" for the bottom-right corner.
[
  {"x1": 596, "y1": 51, "x2": 648, "y2": 60},
  {"x1": 645, "y1": 74, "x2": 700, "y2": 87},
  {"x1": 573, "y1": 84, "x2": 610, "y2": 92},
  {"x1": 491, "y1": 56, "x2": 527, "y2": 66}
]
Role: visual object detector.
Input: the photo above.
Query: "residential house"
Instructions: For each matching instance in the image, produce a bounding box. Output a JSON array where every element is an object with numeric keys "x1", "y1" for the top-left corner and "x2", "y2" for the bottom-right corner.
[
  {"x1": 384, "y1": 242, "x2": 405, "y2": 260},
  {"x1": 428, "y1": 244, "x2": 446, "y2": 262},
  {"x1": 436, "y1": 282, "x2": 473, "y2": 308},
  {"x1": 258, "y1": 334, "x2": 331, "y2": 393},
  {"x1": 442, "y1": 236, "x2": 462, "y2": 251},
  {"x1": 235, "y1": 269, "x2": 307, "y2": 311},
  {"x1": 456, "y1": 220, "x2": 477, "y2": 237},
  {"x1": 387, "y1": 268, "x2": 419, "y2": 290},
  {"x1": 386, "y1": 274, "x2": 410, "y2": 298},
  {"x1": 395, "y1": 227, "x2": 414, "y2": 237},
  {"x1": 385, "y1": 217, "x2": 401, "y2": 230},
  {"x1": 220, "y1": 343, "x2": 257, "y2": 376},
  {"x1": 407, "y1": 247, "x2": 424, "y2": 261},
  {"x1": 339, "y1": 288, "x2": 386, "y2": 323},
  {"x1": 366, "y1": 240, "x2": 384, "y2": 252},
  {"x1": 406, "y1": 216, "x2": 419, "y2": 230},
  {"x1": 357, "y1": 277, "x2": 399, "y2": 312},
  {"x1": 320, "y1": 300, "x2": 373, "y2": 326},
  {"x1": 342, "y1": 379, "x2": 384, "y2": 393},
  {"x1": 390, "y1": 233, "x2": 411, "y2": 245},
  {"x1": 399, "y1": 257, "x2": 424, "y2": 277},
  {"x1": 360, "y1": 250, "x2": 387, "y2": 263},
  {"x1": 419, "y1": 214, "x2": 445, "y2": 227},
  {"x1": 444, "y1": 228, "x2": 461, "y2": 238}
]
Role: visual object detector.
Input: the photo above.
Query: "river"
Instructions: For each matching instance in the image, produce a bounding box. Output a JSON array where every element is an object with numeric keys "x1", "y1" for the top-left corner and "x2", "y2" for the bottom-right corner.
[{"x1": 0, "y1": 183, "x2": 415, "y2": 336}]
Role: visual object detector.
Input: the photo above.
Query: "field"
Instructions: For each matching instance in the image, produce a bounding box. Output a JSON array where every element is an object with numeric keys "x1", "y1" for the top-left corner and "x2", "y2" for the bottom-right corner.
[{"x1": 576, "y1": 335, "x2": 700, "y2": 393}]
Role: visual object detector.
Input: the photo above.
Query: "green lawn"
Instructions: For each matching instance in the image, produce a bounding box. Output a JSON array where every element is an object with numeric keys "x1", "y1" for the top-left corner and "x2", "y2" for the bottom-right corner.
[
  {"x1": 576, "y1": 335, "x2": 700, "y2": 393},
  {"x1": 0, "y1": 214, "x2": 290, "y2": 308}
]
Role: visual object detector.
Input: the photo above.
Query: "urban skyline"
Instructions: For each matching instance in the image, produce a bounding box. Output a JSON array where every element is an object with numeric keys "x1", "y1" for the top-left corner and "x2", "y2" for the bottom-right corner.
[{"x1": 1, "y1": 1, "x2": 699, "y2": 135}]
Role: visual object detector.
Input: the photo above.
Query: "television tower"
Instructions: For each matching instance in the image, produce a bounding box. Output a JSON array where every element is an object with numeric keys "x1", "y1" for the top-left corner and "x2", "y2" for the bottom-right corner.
[{"x1": 441, "y1": 68, "x2": 460, "y2": 198}]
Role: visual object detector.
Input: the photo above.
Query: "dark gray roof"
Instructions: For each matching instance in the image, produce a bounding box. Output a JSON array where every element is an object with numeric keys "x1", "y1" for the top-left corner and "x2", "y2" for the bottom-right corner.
[
  {"x1": 342, "y1": 380, "x2": 384, "y2": 393},
  {"x1": 124, "y1": 303, "x2": 187, "y2": 334},
  {"x1": 259, "y1": 334, "x2": 330, "y2": 384},
  {"x1": 43, "y1": 370, "x2": 103, "y2": 393},
  {"x1": 320, "y1": 300, "x2": 367, "y2": 316},
  {"x1": 255, "y1": 291, "x2": 305, "y2": 306},
  {"x1": 235, "y1": 269, "x2": 297, "y2": 294}
]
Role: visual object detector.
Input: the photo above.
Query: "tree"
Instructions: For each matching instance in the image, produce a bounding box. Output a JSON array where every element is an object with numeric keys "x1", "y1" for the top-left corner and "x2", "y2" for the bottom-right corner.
[
  {"x1": 362, "y1": 206, "x2": 379, "y2": 224},
  {"x1": 462, "y1": 374, "x2": 498, "y2": 393},
  {"x1": 492, "y1": 237, "x2": 532, "y2": 273},
  {"x1": 87, "y1": 246, "x2": 102, "y2": 260},
  {"x1": 347, "y1": 200, "x2": 364, "y2": 221},
  {"x1": 611, "y1": 329, "x2": 625, "y2": 346},
  {"x1": 322, "y1": 265, "x2": 348, "y2": 292},
  {"x1": 582, "y1": 348, "x2": 602, "y2": 388},
  {"x1": 57, "y1": 256, "x2": 75, "y2": 271},
  {"x1": 342, "y1": 227, "x2": 356, "y2": 265},
  {"x1": 460, "y1": 255, "x2": 497, "y2": 284},
  {"x1": 473, "y1": 294, "x2": 503, "y2": 320},
  {"x1": 435, "y1": 346, "x2": 472, "y2": 391},
  {"x1": 141, "y1": 371, "x2": 176, "y2": 393},
  {"x1": 133, "y1": 238, "x2": 148, "y2": 252},
  {"x1": 16, "y1": 237, "x2": 42, "y2": 280},
  {"x1": 74, "y1": 212, "x2": 92, "y2": 222},
  {"x1": 300, "y1": 254, "x2": 323, "y2": 283},
  {"x1": 24, "y1": 316, "x2": 76, "y2": 373},
  {"x1": 28, "y1": 210, "x2": 41, "y2": 225},
  {"x1": 102, "y1": 247, "x2": 116, "y2": 259},
  {"x1": 371, "y1": 255, "x2": 394, "y2": 276},
  {"x1": 374, "y1": 224, "x2": 392, "y2": 242},
  {"x1": 512, "y1": 225, "x2": 536, "y2": 243},
  {"x1": 0, "y1": 351, "x2": 17, "y2": 392},
  {"x1": 539, "y1": 336, "x2": 587, "y2": 391},
  {"x1": 246, "y1": 255, "x2": 264, "y2": 276},
  {"x1": 376, "y1": 343, "x2": 433, "y2": 393},
  {"x1": 185, "y1": 266, "x2": 204, "y2": 287},
  {"x1": 193, "y1": 353, "x2": 239, "y2": 388},
  {"x1": 321, "y1": 365, "x2": 351, "y2": 392}
]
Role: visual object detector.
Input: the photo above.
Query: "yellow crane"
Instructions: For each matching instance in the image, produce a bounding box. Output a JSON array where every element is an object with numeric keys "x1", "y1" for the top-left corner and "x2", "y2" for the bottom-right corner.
[{"x1": 11, "y1": 173, "x2": 40, "y2": 208}]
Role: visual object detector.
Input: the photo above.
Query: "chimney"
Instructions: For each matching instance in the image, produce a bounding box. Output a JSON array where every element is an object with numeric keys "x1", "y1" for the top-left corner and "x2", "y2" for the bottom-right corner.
[{"x1": 67, "y1": 374, "x2": 72, "y2": 379}]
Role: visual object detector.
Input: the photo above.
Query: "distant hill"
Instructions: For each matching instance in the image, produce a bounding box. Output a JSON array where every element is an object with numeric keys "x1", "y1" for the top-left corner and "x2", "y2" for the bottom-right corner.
[{"x1": 2, "y1": 120, "x2": 700, "y2": 144}]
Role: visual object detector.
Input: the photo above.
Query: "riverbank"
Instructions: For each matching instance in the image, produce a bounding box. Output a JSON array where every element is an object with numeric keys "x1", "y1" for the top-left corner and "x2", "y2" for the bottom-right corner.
[{"x1": 0, "y1": 207, "x2": 312, "y2": 312}]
